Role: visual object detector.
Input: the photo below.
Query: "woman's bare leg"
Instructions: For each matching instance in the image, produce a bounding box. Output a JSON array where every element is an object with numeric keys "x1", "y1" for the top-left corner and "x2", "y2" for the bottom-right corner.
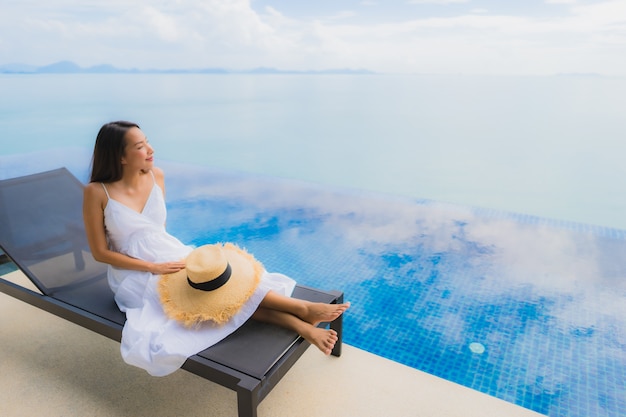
[
  {"x1": 252, "y1": 307, "x2": 339, "y2": 355},
  {"x1": 259, "y1": 290, "x2": 350, "y2": 325}
]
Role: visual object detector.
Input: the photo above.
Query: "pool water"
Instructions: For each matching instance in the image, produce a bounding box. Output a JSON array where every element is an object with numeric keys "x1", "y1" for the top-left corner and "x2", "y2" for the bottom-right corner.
[
  {"x1": 1, "y1": 155, "x2": 625, "y2": 417},
  {"x1": 157, "y1": 162, "x2": 625, "y2": 417}
]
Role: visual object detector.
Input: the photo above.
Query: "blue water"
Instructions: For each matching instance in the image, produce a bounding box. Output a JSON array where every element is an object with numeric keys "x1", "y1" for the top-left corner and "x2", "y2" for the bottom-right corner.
[
  {"x1": 1, "y1": 73, "x2": 626, "y2": 229},
  {"x1": 1, "y1": 74, "x2": 626, "y2": 416}
]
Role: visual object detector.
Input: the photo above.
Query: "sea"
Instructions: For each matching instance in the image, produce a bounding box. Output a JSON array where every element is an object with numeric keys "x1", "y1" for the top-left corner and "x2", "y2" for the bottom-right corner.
[{"x1": 1, "y1": 73, "x2": 625, "y2": 230}]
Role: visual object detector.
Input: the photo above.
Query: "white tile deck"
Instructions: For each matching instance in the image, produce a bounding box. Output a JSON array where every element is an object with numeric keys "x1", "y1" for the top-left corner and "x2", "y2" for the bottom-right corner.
[{"x1": 0, "y1": 270, "x2": 543, "y2": 417}]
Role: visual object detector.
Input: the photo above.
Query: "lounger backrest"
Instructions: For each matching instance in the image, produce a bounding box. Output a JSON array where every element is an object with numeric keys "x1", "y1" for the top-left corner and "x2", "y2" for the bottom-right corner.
[{"x1": 0, "y1": 168, "x2": 107, "y2": 295}]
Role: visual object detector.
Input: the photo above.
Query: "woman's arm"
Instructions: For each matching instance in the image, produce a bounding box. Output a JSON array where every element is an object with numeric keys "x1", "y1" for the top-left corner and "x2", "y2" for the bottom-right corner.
[{"x1": 82, "y1": 181, "x2": 184, "y2": 275}]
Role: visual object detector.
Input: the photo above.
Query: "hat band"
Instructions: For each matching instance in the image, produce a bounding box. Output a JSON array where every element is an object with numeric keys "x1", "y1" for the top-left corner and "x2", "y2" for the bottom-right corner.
[{"x1": 187, "y1": 263, "x2": 231, "y2": 292}]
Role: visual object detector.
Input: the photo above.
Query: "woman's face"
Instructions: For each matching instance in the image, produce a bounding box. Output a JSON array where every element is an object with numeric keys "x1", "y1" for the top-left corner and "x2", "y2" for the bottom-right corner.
[{"x1": 121, "y1": 127, "x2": 154, "y2": 171}]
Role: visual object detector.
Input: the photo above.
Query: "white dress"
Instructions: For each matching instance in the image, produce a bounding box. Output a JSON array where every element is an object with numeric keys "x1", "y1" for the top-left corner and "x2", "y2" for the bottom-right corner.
[{"x1": 101, "y1": 173, "x2": 296, "y2": 376}]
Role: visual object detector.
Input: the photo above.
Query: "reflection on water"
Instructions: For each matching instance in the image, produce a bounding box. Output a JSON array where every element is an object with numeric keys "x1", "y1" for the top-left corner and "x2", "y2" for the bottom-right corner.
[
  {"x1": 165, "y1": 163, "x2": 626, "y2": 417},
  {"x1": 2, "y1": 158, "x2": 625, "y2": 417}
]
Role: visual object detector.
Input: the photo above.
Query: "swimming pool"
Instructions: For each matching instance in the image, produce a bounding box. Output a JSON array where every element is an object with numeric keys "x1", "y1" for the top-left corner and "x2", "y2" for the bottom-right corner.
[
  {"x1": 168, "y1": 163, "x2": 625, "y2": 417},
  {"x1": 3, "y1": 155, "x2": 623, "y2": 416}
]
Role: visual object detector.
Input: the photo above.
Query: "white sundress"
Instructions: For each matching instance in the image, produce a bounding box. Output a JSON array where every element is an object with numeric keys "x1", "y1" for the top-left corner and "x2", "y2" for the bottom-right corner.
[{"x1": 101, "y1": 172, "x2": 296, "y2": 376}]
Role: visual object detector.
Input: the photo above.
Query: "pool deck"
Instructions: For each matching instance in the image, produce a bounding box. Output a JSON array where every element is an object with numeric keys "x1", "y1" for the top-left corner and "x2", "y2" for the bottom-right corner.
[{"x1": 0, "y1": 269, "x2": 543, "y2": 417}]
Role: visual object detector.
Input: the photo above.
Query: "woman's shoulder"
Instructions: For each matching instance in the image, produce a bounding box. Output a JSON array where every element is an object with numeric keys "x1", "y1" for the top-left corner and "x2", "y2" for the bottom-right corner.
[
  {"x1": 84, "y1": 181, "x2": 107, "y2": 200},
  {"x1": 84, "y1": 181, "x2": 104, "y2": 192},
  {"x1": 151, "y1": 166, "x2": 165, "y2": 180},
  {"x1": 151, "y1": 167, "x2": 166, "y2": 189},
  {"x1": 83, "y1": 181, "x2": 109, "y2": 212}
]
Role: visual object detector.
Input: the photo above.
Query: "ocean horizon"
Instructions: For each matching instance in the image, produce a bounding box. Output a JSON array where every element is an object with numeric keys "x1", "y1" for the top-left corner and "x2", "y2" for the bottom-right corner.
[
  {"x1": 0, "y1": 60, "x2": 375, "y2": 75},
  {"x1": 1, "y1": 72, "x2": 625, "y2": 230}
]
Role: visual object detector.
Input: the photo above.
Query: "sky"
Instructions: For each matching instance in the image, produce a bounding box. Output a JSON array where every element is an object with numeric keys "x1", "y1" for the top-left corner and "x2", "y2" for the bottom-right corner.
[{"x1": 1, "y1": 0, "x2": 625, "y2": 75}]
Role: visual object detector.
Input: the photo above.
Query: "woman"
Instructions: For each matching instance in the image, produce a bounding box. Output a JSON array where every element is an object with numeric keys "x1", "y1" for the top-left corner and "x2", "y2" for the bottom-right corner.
[{"x1": 83, "y1": 120, "x2": 349, "y2": 376}]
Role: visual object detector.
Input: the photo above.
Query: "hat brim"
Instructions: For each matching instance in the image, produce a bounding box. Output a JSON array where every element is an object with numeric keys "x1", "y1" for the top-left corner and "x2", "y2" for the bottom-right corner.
[{"x1": 158, "y1": 243, "x2": 263, "y2": 327}]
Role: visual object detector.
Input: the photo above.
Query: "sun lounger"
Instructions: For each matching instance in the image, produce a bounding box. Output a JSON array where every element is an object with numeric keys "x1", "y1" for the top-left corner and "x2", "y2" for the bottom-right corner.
[{"x1": 0, "y1": 167, "x2": 344, "y2": 417}]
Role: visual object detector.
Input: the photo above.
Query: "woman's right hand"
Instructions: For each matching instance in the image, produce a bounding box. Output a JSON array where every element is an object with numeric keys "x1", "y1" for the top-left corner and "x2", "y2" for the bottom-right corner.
[{"x1": 150, "y1": 261, "x2": 186, "y2": 275}]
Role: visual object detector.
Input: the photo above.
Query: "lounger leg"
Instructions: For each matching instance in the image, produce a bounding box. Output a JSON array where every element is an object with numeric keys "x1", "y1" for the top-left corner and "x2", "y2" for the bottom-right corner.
[
  {"x1": 73, "y1": 249, "x2": 85, "y2": 271},
  {"x1": 67, "y1": 224, "x2": 86, "y2": 271},
  {"x1": 236, "y1": 381, "x2": 259, "y2": 417},
  {"x1": 330, "y1": 292, "x2": 344, "y2": 357}
]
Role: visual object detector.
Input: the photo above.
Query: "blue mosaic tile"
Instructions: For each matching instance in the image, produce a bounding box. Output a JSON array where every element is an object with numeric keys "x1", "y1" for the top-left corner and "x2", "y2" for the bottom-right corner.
[{"x1": 161, "y1": 166, "x2": 626, "y2": 417}]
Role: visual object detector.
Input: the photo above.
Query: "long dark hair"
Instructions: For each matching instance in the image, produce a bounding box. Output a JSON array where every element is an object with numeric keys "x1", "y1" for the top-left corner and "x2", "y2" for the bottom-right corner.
[{"x1": 89, "y1": 121, "x2": 140, "y2": 183}]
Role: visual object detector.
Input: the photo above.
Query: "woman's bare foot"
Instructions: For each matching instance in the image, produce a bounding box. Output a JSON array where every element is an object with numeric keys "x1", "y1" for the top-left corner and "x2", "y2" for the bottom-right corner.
[
  {"x1": 302, "y1": 327, "x2": 339, "y2": 355},
  {"x1": 300, "y1": 301, "x2": 350, "y2": 325}
]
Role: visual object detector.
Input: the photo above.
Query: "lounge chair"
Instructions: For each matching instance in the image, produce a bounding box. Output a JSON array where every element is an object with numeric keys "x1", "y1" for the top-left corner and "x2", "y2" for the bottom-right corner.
[{"x1": 0, "y1": 167, "x2": 344, "y2": 417}]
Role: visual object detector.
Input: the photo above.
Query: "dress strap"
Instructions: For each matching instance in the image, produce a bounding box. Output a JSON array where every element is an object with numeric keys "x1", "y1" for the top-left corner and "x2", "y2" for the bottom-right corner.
[
  {"x1": 100, "y1": 183, "x2": 111, "y2": 200},
  {"x1": 149, "y1": 169, "x2": 156, "y2": 184}
]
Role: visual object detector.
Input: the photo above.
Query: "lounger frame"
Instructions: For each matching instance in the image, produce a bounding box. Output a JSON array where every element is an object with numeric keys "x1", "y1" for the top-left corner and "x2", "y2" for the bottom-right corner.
[{"x1": 0, "y1": 168, "x2": 343, "y2": 417}]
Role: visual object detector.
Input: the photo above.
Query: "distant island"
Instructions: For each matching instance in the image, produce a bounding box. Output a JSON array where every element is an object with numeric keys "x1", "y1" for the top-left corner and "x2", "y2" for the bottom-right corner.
[{"x1": 0, "y1": 60, "x2": 375, "y2": 75}]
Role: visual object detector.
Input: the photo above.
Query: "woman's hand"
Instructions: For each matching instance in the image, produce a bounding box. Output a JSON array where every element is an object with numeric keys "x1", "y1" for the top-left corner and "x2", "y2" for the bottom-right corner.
[{"x1": 150, "y1": 261, "x2": 186, "y2": 275}]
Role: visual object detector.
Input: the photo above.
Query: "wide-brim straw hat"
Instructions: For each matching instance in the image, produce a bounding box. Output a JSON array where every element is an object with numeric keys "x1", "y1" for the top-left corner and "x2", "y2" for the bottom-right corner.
[{"x1": 158, "y1": 243, "x2": 263, "y2": 327}]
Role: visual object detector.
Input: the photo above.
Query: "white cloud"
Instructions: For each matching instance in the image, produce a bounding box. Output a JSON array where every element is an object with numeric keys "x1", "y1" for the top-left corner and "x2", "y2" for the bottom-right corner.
[
  {"x1": 407, "y1": 0, "x2": 470, "y2": 4},
  {"x1": 0, "y1": 0, "x2": 625, "y2": 75},
  {"x1": 327, "y1": 10, "x2": 357, "y2": 20},
  {"x1": 572, "y1": 0, "x2": 626, "y2": 24}
]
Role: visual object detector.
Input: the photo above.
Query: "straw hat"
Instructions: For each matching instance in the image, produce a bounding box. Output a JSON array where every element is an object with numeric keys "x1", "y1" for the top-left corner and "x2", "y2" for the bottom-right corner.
[{"x1": 158, "y1": 243, "x2": 263, "y2": 327}]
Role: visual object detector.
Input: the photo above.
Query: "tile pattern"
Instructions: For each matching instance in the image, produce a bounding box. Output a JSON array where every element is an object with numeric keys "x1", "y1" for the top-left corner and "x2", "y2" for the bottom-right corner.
[{"x1": 164, "y1": 167, "x2": 626, "y2": 417}]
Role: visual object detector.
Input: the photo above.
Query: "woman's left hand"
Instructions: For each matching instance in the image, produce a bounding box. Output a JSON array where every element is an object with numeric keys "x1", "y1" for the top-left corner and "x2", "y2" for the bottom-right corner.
[{"x1": 150, "y1": 261, "x2": 186, "y2": 275}]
